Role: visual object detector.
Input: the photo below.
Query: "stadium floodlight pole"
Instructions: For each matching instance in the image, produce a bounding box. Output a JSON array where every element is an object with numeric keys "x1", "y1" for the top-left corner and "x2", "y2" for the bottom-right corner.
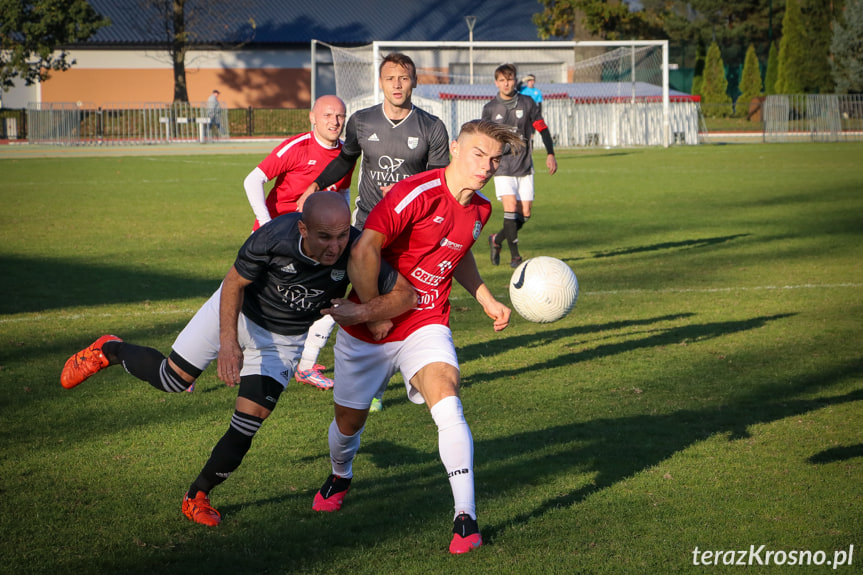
[{"x1": 465, "y1": 16, "x2": 477, "y2": 85}]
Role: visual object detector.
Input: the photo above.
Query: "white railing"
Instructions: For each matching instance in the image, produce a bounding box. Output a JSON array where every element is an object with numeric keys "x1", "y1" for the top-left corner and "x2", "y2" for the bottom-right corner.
[
  {"x1": 26, "y1": 101, "x2": 229, "y2": 145},
  {"x1": 764, "y1": 94, "x2": 863, "y2": 143}
]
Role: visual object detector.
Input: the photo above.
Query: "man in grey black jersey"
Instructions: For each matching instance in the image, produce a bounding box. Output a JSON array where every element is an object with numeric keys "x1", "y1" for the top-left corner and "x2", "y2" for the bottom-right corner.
[
  {"x1": 299, "y1": 52, "x2": 450, "y2": 228},
  {"x1": 299, "y1": 52, "x2": 450, "y2": 411},
  {"x1": 483, "y1": 63, "x2": 558, "y2": 269},
  {"x1": 60, "y1": 192, "x2": 417, "y2": 527}
]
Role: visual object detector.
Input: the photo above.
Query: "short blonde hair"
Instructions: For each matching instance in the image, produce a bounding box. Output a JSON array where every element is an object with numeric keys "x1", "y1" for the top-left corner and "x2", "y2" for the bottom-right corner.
[{"x1": 457, "y1": 119, "x2": 524, "y2": 155}]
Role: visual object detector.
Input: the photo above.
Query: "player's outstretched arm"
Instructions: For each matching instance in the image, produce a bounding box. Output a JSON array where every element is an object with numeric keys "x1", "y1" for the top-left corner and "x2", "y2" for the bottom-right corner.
[
  {"x1": 347, "y1": 229, "x2": 385, "y2": 302},
  {"x1": 340, "y1": 229, "x2": 397, "y2": 340},
  {"x1": 217, "y1": 266, "x2": 253, "y2": 387},
  {"x1": 454, "y1": 251, "x2": 511, "y2": 332}
]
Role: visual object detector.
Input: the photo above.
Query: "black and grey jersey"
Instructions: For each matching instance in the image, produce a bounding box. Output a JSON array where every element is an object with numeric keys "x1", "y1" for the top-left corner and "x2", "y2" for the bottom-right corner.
[
  {"x1": 233, "y1": 213, "x2": 396, "y2": 336},
  {"x1": 343, "y1": 104, "x2": 450, "y2": 228},
  {"x1": 481, "y1": 94, "x2": 543, "y2": 177}
]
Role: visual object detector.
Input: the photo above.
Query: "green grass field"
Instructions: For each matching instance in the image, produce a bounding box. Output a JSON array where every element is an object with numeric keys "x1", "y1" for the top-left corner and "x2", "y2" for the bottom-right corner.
[{"x1": 1, "y1": 142, "x2": 861, "y2": 574}]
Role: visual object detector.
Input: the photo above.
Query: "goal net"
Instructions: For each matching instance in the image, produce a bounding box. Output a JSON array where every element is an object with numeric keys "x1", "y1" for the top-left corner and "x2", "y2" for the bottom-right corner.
[{"x1": 312, "y1": 40, "x2": 699, "y2": 147}]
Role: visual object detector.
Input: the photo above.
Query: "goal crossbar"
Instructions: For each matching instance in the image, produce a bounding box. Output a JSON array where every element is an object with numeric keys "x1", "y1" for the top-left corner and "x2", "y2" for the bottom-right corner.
[{"x1": 314, "y1": 39, "x2": 673, "y2": 148}]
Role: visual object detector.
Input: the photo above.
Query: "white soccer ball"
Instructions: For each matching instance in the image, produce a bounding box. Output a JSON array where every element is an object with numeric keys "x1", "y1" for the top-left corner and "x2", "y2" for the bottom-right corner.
[{"x1": 509, "y1": 256, "x2": 579, "y2": 323}]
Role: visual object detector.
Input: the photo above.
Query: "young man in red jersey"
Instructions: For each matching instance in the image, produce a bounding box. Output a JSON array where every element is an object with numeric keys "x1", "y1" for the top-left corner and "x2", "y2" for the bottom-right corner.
[{"x1": 310, "y1": 120, "x2": 524, "y2": 555}]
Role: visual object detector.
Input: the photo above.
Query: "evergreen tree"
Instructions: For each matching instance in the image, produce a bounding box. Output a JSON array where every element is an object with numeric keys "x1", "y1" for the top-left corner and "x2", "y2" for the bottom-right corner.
[
  {"x1": 800, "y1": 0, "x2": 838, "y2": 92},
  {"x1": 776, "y1": 0, "x2": 808, "y2": 93},
  {"x1": 765, "y1": 41, "x2": 779, "y2": 95},
  {"x1": 691, "y1": 37, "x2": 707, "y2": 96},
  {"x1": 701, "y1": 41, "x2": 733, "y2": 117},
  {"x1": 831, "y1": 0, "x2": 863, "y2": 93},
  {"x1": 736, "y1": 44, "x2": 764, "y2": 118}
]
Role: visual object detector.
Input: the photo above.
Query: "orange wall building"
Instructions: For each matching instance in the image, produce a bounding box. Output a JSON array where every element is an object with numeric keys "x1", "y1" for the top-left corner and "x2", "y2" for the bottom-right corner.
[{"x1": 33, "y1": 49, "x2": 312, "y2": 109}]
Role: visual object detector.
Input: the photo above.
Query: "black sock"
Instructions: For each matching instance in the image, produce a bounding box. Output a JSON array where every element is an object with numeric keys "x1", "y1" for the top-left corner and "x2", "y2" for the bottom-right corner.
[
  {"x1": 188, "y1": 411, "x2": 263, "y2": 497},
  {"x1": 111, "y1": 343, "x2": 191, "y2": 392},
  {"x1": 320, "y1": 474, "x2": 352, "y2": 498},
  {"x1": 503, "y1": 218, "x2": 520, "y2": 258}
]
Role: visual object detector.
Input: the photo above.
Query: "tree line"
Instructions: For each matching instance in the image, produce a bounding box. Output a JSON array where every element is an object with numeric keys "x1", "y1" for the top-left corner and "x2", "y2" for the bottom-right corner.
[
  {"x1": 3, "y1": 0, "x2": 862, "y2": 117},
  {"x1": 535, "y1": 0, "x2": 863, "y2": 118}
]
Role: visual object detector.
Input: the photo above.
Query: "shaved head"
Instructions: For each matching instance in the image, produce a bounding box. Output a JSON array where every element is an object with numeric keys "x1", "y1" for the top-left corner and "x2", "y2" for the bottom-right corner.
[
  {"x1": 309, "y1": 95, "x2": 347, "y2": 146},
  {"x1": 299, "y1": 192, "x2": 352, "y2": 265},
  {"x1": 313, "y1": 95, "x2": 344, "y2": 115},
  {"x1": 302, "y1": 191, "x2": 351, "y2": 229}
]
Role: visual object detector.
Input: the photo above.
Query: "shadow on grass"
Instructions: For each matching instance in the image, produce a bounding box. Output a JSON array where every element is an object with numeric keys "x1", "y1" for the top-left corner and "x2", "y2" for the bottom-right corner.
[
  {"x1": 459, "y1": 313, "x2": 794, "y2": 388},
  {"x1": 51, "y1": 313, "x2": 863, "y2": 574},
  {"x1": 807, "y1": 444, "x2": 863, "y2": 465},
  {"x1": 0, "y1": 255, "x2": 221, "y2": 315},
  {"x1": 480, "y1": 359, "x2": 863, "y2": 545},
  {"x1": 562, "y1": 234, "x2": 751, "y2": 263}
]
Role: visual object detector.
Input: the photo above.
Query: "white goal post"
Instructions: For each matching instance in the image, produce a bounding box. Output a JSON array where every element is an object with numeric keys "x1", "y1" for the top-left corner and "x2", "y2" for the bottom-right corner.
[{"x1": 311, "y1": 40, "x2": 697, "y2": 148}]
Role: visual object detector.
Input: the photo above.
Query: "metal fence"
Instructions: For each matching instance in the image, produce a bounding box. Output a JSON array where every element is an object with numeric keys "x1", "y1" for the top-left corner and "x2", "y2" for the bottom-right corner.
[
  {"x1": 12, "y1": 95, "x2": 863, "y2": 146},
  {"x1": 764, "y1": 94, "x2": 863, "y2": 143},
  {"x1": 343, "y1": 94, "x2": 702, "y2": 149},
  {"x1": 26, "y1": 102, "x2": 229, "y2": 145}
]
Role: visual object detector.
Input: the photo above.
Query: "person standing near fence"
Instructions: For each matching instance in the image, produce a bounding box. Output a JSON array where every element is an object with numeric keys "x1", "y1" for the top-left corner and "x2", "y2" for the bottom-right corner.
[
  {"x1": 207, "y1": 90, "x2": 221, "y2": 138},
  {"x1": 298, "y1": 52, "x2": 450, "y2": 412},
  {"x1": 242, "y1": 95, "x2": 353, "y2": 391},
  {"x1": 483, "y1": 63, "x2": 557, "y2": 269}
]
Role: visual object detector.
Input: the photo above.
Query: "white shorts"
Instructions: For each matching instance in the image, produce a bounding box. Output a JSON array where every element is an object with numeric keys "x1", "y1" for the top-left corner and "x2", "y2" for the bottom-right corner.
[
  {"x1": 171, "y1": 287, "x2": 306, "y2": 388},
  {"x1": 493, "y1": 174, "x2": 535, "y2": 202},
  {"x1": 332, "y1": 324, "x2": 459, "y2": 409}
]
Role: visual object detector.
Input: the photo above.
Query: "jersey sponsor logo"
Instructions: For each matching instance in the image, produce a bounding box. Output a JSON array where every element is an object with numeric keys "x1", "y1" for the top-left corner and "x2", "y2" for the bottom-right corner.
[
  {"x1": 277, "y1": 284, "x2": 326, "y2": 310},
  {"x1": 414, "y1": 287, "x2": 439, "y2": 310},
  {"x1": 437, "y1": 260, "x2": 454, "y2": 274},
  {"x1": 308, "y1": 159, "x2": 317, "y2": 165},
  {"x1": 371, "y1": 155, "x2": 408, "y2": 185},
  {"x1": 407, "y1": 136, "x2": 419, "y2": 149},
  {"x1": 440, "y1": 237, "x2": 463, "y2": 251},
  {"x1": 368, "y1": 133, "x2": 380, "y2": 142},
  {"x1": 330, "y1": 269, "x2": 346, "y2": 281},
  {"x1": 433, "y1": 216, "x2": 445, "y2": 224},
  {"x1": 281, "y1": 263, "x2": 298, "y2": 273},
  {"x1": 411, "y1": 266, "x2": 446, "y2": 287},
  {"x1": 473, "y1": 221, "x2": 482, "y2": 240}
]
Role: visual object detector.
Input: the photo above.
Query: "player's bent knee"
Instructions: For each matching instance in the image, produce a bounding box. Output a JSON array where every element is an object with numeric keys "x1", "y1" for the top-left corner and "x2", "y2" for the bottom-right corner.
[
  {"x1": 237, "y1": 374, "x2": 283, "y2": 417},
  {"x1": 334, "y1": 403, "x2": 368, "y2": 436}
]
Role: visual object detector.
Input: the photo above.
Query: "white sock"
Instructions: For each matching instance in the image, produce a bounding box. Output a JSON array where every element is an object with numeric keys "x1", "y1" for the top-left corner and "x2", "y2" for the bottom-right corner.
[
  {"x1": 328, "y1": 418, "x2": 363, "y2": 479},
  {"x1": 430, "y1": 395, "x2": 476, "y2": 520},
  {"x1": 298, "y1": 314, "x2": 336, "y2": 371}
]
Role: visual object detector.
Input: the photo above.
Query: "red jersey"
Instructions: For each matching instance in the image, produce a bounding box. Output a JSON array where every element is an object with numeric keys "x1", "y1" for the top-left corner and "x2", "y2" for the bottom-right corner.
[
  {"x1": 343, "y1": 168, "x2": 492, "y2": 343},
  {"x1": 257, "y1": 132, "x2": 353, "y2": 221}
]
